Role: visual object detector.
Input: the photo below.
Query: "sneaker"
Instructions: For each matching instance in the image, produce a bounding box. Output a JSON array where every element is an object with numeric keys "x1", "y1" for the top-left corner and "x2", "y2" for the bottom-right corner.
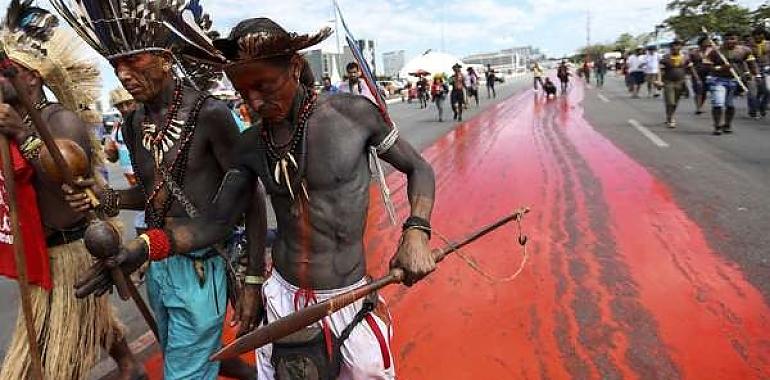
[
  {"x1": 667, "y1": 120, "x2": 676, "y2": 128},
  {"x1": 713, "y1": 127, "x2": 722, "y2": 135},
  {"x1": 723, "y1": 126, "x2": 733, "y2": 134},
  {"x1": 695, "y1": 110, "x2": 704, "y2": 115}
]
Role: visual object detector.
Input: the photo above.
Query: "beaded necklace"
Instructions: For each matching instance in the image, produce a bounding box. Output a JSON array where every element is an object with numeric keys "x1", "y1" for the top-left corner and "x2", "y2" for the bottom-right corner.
[
  {"x1": 21, "y1": 98, "x2": 51, "y2": 131},
  {"x1": 132, "y1": 91, "x2": 209, "y2": 228},
  {"x1": 260, "y1": 88, "x2": 317, "y2": 201},
  {"x1": 141, "y1": 78, "x2": 185, "y2": 166}
]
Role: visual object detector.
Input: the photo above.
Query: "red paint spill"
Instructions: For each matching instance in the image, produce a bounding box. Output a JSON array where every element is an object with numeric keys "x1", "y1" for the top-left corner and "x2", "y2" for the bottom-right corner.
[{"x1": 363, "y1": 83, "x2": 770, "y2": 379}]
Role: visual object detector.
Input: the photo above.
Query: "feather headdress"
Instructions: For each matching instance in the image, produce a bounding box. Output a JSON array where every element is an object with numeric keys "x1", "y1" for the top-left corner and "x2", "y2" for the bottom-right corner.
[
  {"x1": 1, "y1": 0, "x2": 100, "y2": 117},
  {"x1": 49, "y1": 0, "x2": 225, "y2": 89},
  {"x1": 213, "y1": 17, "x2": 332, "y2": 63}
]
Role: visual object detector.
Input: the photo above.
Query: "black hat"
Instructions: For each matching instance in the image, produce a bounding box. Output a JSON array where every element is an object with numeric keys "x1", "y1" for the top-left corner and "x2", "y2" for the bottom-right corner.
[
  {"x1": 452, "y1": 63, "x2": 462, "y2": 70},
  {"x1": 213, "y1": 18, "x2": 331, "y2": 62}
]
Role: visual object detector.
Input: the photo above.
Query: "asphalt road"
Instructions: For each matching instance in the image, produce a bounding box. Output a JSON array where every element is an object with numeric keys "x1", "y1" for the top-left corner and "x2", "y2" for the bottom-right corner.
[
  {"x1": 581, "y1": 73, "x2": 770, "y2": 305},
  {"x1": 0, "y1": 77, "x2": 528, "y2": 379}
]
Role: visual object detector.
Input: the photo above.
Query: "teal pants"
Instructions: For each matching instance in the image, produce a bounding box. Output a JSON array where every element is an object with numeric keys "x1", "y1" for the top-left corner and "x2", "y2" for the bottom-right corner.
[{"x1": 146, "y1": 249, "x2": 227, "y2": 380}]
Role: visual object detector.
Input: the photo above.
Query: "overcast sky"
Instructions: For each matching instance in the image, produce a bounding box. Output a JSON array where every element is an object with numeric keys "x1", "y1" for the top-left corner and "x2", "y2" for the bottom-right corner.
[{"x1": 1, "y1": 0, "x2": 766, "y2": 103}]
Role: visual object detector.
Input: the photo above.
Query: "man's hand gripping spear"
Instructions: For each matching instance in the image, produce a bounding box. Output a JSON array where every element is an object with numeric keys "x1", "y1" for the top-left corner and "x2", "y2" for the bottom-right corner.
[{"x1": 212, "y1": 207, "x2": 531, "y2": 361}]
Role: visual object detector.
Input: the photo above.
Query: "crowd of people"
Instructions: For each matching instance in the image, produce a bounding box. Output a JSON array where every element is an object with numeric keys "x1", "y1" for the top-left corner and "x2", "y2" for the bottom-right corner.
[
  {"x1": 399, "y1": 64, "x2": 499, "y2": 122},
  {"x1": 620, "y1": 28, "x2": 768, "y2": 134},
  {"x1": 528, "y1": 27, "x2": 769, "y2": 135}
]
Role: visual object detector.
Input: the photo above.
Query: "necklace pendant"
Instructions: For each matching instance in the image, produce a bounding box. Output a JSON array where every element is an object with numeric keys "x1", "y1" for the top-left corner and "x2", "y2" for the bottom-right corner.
[
  {"x1": 286, "y1": 152, "x2": 299, "y2": 170},
  {"x1": 274, "y1": 161, "x2": 282, "y2": 185},
  {"x1": 301, "y1": 181, "x2": 310, "y2": 201},
  {"x1": 281, "y1": 158, "x2": 295, "y2": 200}
]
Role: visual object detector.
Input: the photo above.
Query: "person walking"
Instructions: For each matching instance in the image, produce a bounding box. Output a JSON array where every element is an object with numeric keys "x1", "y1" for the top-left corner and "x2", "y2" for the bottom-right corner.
[
  {"x1": 690, "y1": 36, "x2": 712, "y2": 114},
  {"x1": 595, "y1": 56, "x2": 608, "y2": 88},
  {"x1": 557, "y1": 60, "x2": 571, "y2": 93},
  {"x1": 658, "y1": 39, "x2": 696, "y2": 128},
  {"x1": 466, "y1": 67, "x2": 480, "y2": 106},
  {"x1": 532, "y1": 61, "x2": 545, "y2": 92},
  {"x1": 627, "y1": 47, "x2": 646, "y2": 98},
  {"x1": 485, "y1": 64, "x2": 497, "y2": 99},
  {"x1": 431, "y1": 74, "x2": 449, "y2": 122},
  {"x1": 749, "y1": 27, "x2": 770, "y2": 118},
  {"x1": 451, "y1": 64, "x2": 467, "y2": 121},
  {"x1": 704, "y1": 30, "x2": 759, "y2": 135},
  {"x1": 645, "y1": 46, "x2": 662, "y2": 97}
]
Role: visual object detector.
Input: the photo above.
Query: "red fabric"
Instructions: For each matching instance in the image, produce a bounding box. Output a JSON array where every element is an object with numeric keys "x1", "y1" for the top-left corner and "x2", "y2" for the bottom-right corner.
[
  {"x1": 146, "y1": 229, "x2": 171, "y2": 261},
  {"x1": 0, "y1": 142, "x2": 51, "y2": 290},
  {"x1": 293, "y1": 288, "x2": 335, "y2": 359},
  {"x1": 365, "y1": 314, "x2": 391, "y2": 369}
]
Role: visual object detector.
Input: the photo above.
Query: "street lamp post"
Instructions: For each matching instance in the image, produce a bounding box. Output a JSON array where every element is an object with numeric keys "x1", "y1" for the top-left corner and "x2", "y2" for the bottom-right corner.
[{"x1": 655, "y1": 23, "x2": 666, "y2": 51}]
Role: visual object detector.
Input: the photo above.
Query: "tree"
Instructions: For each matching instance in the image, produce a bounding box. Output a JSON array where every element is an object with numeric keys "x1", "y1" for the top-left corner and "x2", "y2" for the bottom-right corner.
[
  {"x1": 614, "y1": 33, "x2": 637, "y2": 52},
  {"x1": 665, "y1": 0, "x2": 752, "y2": 40}
]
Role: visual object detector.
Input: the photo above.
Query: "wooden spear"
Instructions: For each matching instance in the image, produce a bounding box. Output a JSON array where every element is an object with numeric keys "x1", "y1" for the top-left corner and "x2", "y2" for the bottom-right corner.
[
  {"x1": 0, "y1": 82, "x2": 45, "y2": 380},
  {"x1": 211, "y1": 207, "x2": 530, "y2": 361}
]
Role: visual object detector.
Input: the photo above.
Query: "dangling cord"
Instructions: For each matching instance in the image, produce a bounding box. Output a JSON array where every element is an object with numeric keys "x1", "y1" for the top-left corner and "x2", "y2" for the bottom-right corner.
[{"x1": 433, "y1": 206, "x2": 530, "y2": 283}]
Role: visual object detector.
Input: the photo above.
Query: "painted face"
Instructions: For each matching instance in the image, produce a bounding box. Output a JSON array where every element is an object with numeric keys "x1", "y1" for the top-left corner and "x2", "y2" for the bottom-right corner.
[
  {"x1": 0, "y1": 62, "x2": 38, "y2": 104},
  {"x1": 226, "y1": 57, "x2": 300, "y2": 123},
  {"x1": 111, "y1": 52, "x2": 172, "y2": 102}
]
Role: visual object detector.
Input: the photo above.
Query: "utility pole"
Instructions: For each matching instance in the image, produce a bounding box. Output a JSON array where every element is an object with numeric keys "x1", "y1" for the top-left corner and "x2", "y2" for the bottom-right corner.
[{"x1": 586, "y1": 9, "x2": 591, "y2": 49}]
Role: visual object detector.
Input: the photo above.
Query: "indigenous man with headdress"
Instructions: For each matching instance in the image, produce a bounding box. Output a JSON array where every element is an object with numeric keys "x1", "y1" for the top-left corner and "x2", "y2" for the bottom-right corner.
[
  {"x1": 0, "y1": 1, "x2": 144, "y2": 379},
  {"x1": 76, "y1": 18, "x2": 437, "y2": 379},
  {"x1": 51, "y1": 1, "x2": 259, "y2": 379}
]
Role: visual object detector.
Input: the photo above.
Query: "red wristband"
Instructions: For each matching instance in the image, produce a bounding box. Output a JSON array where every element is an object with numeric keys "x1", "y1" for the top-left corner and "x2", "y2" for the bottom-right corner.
[{"x1": 145, "y1": 229, "x2": 171, "y2": 261}]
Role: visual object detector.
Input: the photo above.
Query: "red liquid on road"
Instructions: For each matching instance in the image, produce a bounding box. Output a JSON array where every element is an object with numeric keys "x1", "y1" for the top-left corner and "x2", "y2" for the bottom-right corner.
[{"x1": 364, "y1": 84, "x2": 770, "y2": 379}]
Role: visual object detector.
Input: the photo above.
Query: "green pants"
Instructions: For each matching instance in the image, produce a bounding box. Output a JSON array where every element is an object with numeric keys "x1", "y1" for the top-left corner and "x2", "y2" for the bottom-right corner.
[{"x1": 664, "y1": 81, "x2": 685, "y2": 107}]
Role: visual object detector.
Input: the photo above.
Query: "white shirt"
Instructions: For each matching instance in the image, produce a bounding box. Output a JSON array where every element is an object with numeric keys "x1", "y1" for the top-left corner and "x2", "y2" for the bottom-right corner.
[
  {"x1": 627, "y1": 54, "x2": 645, "y2": 72},
  {"x1": 644, "y1": 52, "x2": 661, "y2": 74},
  {"x1": 338, "y1": 79, "x2": 376, "y2": 103}
]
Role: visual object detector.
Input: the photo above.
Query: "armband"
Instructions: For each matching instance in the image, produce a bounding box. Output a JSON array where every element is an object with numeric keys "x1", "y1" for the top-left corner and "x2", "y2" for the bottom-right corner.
[
  {"x1": 374, "y1": 126, "x2": 399, "y2": 156},
  {"x1": 141, "y1": 229, "x2": 172, "y2": 261}
]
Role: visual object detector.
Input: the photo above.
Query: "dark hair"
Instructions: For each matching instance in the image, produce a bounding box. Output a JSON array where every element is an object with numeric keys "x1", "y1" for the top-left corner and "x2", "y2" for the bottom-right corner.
[
  {"x1": 322, "y1": 76, "x2": 331, "y2": 82},
  {"x1": 697, "y1": 35, "x2": 709, "y2": 46},
  {"x1": 300, "y1": 57, "x2": 315, "y2": 87},
  {"x1": 723, "y1": 29, "x2": 741, "y2": 38},
  {"x1": 753, "y1": 26, "x2": 768, "y2": 37},
  {"x1": 346, "y1": 62, "x2": 360, "y2": 71}
]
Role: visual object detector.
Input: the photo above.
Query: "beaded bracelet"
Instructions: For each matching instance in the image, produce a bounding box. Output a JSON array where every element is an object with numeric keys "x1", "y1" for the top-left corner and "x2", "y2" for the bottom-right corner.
[
  {"x1": 244, "y1": 275, "x2": 266, "y2": 286},
  {"x1": 20, "y1": 135, "x2": 43, "y2": 161},
  {"x1": 140, "y1": 229, "x2": 172, "y2": 261},
  {"x1": 97, "y1": 187, "x2": 120, "y2": 217}
]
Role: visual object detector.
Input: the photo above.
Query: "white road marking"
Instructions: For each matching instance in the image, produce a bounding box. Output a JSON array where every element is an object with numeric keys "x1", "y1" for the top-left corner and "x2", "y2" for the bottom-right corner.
[
  {"x1": 597, "y1": 93, "x2": 610, "y2": 103},
  {"x1": 628, "y1": 119, "x2": 670, "y2": 148}
]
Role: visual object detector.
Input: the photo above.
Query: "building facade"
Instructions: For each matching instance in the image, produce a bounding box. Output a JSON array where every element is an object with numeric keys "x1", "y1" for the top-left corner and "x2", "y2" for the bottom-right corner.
[
  {"x1": 382, "y1": 50, "x2": 405, "y2": 78},
  {"x1": 463, "y1": 46, "x2": 545, "y2": 74}
]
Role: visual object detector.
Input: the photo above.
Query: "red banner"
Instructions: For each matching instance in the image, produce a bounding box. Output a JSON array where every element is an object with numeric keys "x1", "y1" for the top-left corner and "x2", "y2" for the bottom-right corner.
[{"x1": 0, "y1": 143, "x2": 51, "y2": 290}]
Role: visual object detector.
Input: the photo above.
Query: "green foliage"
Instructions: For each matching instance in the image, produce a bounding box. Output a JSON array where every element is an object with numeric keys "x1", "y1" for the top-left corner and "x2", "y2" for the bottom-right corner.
[{"x1": 665, "y1": 0, "x2": 753, "y2": 40}]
